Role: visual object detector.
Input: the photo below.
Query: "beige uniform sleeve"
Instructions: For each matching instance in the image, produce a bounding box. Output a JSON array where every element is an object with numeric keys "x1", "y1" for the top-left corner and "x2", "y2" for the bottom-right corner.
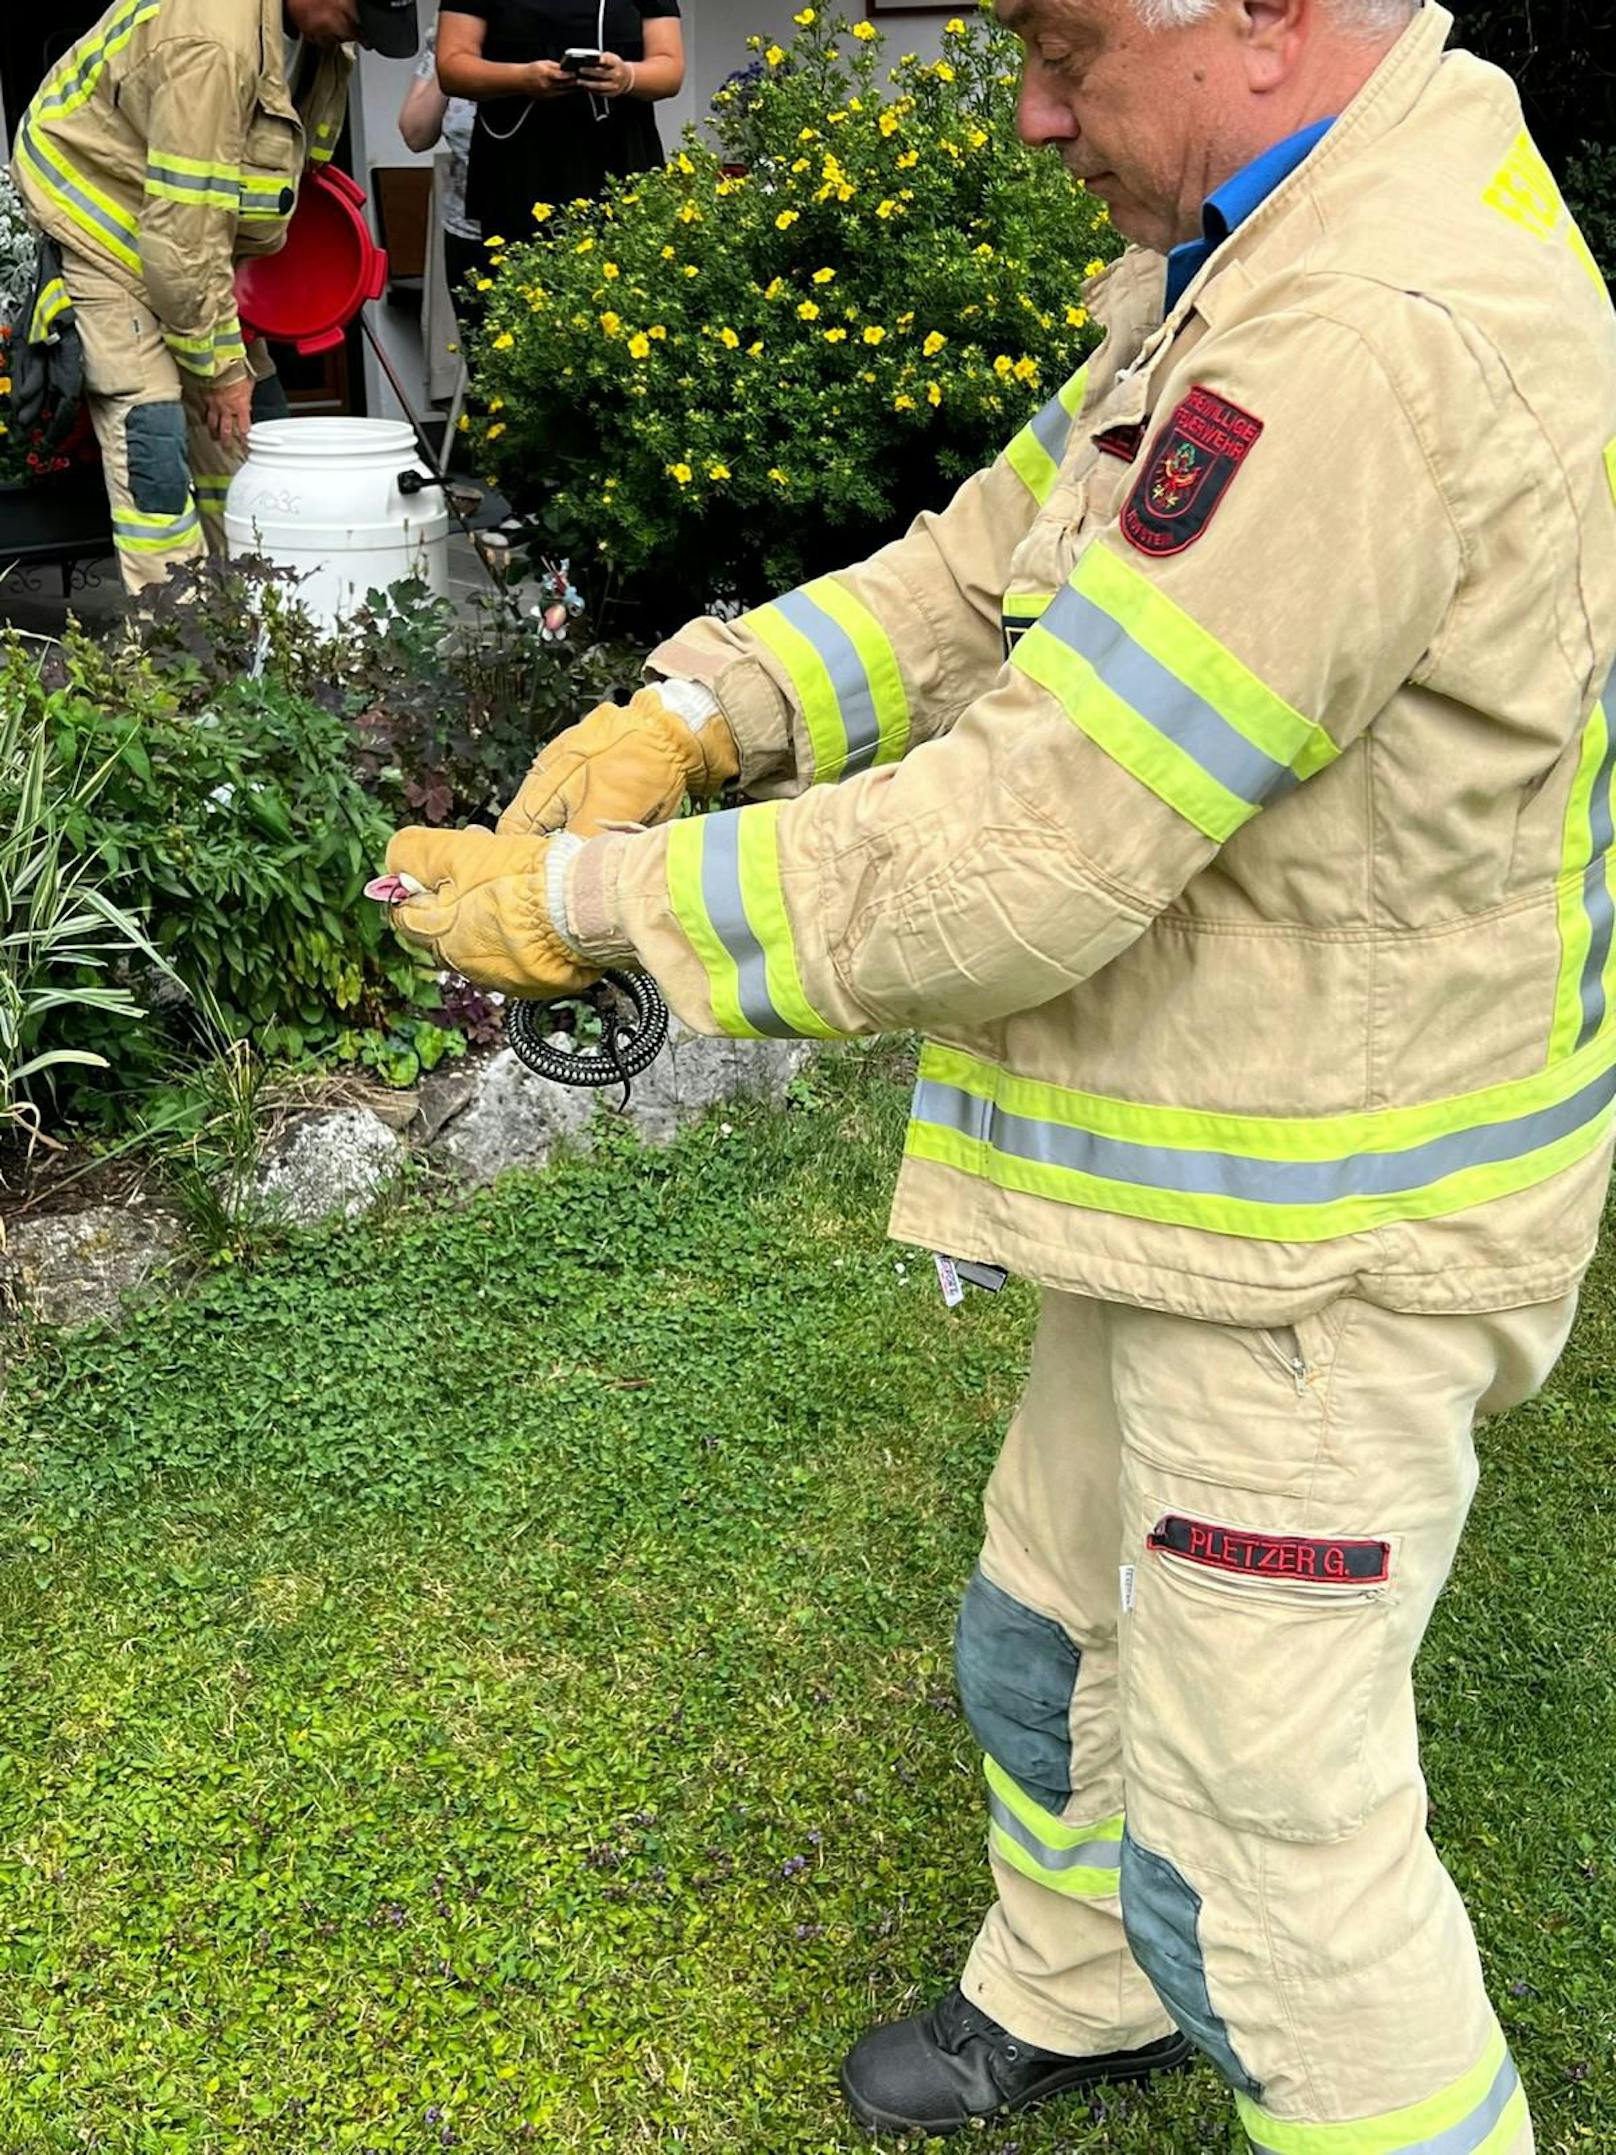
[
  {"x1": 127, "y1": 39, "x2": 253, "y2": 387},
  {"x1": 643, "y1": 371, "x2": 1090, "y2": 798},
  {"x1": 573, "y1": 305, "x2": 1464, "y2": 1040}
]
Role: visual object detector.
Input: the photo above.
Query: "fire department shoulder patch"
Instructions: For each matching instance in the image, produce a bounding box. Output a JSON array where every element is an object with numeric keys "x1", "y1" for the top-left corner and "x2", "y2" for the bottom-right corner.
[{"x1": 1121, "y1": 385, "x2": 1263, "y2": 558}]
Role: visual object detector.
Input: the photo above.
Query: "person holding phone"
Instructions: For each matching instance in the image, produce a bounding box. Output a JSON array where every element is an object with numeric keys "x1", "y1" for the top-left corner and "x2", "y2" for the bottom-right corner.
[{"x1": 435, "y1": 0, "x2": 684, "y2": 240}]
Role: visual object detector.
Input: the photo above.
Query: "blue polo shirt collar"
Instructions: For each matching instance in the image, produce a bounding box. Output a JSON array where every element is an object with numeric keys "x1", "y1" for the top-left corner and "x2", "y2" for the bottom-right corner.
[{"x1": 1165, "y1": 116, "x2": 1336, "y2": 310}]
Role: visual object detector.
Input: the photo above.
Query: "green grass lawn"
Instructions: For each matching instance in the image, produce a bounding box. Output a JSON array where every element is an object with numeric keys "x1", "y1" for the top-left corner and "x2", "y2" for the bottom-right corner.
[{"x1": 0, "y1": 1045, "x2": 1611, "y2": 2154}]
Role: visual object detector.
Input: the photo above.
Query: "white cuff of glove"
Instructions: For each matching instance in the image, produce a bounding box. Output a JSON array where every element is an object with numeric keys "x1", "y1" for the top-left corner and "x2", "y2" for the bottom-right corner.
[
  {"x1": 546, "y1": 830, "x2": 587, "y2": 954},
  {"x1": 651, "y1": 675, "x2": 723, "y2": 732}
]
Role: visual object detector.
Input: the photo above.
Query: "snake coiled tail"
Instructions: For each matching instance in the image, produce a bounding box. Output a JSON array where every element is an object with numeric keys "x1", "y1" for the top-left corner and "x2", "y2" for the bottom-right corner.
[{"x1": 504, "y1": 973, "x2": 670, "y2": 1105}]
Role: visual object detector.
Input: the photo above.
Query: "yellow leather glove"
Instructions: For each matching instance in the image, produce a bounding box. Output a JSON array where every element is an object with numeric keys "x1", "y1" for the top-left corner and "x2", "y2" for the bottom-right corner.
[
  {"x1": 496, "y1": 685, "x2": 739, "y2": 838},
  {"x1": 381, "y1": 826, "x2": 597, "y2": 1001}
]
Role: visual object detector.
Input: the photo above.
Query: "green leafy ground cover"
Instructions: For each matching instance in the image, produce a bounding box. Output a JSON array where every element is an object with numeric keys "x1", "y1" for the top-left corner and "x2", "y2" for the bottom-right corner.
[{"x1": 0, "y1": 1047, "x2": 1611, "y2": 2152}]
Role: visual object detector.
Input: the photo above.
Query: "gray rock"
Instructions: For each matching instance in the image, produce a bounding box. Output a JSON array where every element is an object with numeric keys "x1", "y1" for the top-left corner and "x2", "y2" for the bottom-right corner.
[
  {"x1": 431, "y1": 1047, "x2": 598, "y2": 1183},
  {"x1": 623, "y1": 1016, "x2": 812, "y2": 1147},
  {"x1": 0, "y1": 1204, "x2": 182, "y2": 1328},
  {"x1": 255, "y1": 1108, "x2": 407, "y2": 1225},
  {"x1": 413, "y1": 1057, "x2": 486, "y2": 1145}
]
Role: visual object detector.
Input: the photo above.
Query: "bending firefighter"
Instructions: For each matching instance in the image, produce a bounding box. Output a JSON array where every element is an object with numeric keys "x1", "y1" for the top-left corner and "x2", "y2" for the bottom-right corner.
[
  {"x1": 8, "y1": 0, "x2": 418, "y2": 595},
  {"x1": 386, "y1": 0, "x2": 1616, "y2": 2147}
]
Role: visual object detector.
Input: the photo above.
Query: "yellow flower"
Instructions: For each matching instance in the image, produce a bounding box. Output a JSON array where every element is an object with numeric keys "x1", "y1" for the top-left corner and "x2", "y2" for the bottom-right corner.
[
  {"x1": 662, "y1": 244, "x2": 677, "y2": 260},
  {"x1": 532, "y1": 201, "x2": 554, "y2": 220},
  {"x1": 812, "y1": 267, "x2": 836, "y2": 284},
  {"x1": 650, "y1": 323, "x2": 668, "y2": 339},
  {"x1": 457, "y1": 413, "x2": 471, "y2": 431},
  {"x1": 875, "y1": 199, "x2": 898, "y2": 219},
  {"x1": 863, "y1": 325, "x2": 886, "y2": 345},
  {"x1": 792, "y1": 158, "x2": 811, "y2": 174},
  {"x1": 799, "y1": 127, "x2": 818, "y2": 143},
  {"x1": 967, "y1": 127, "x2": 989, "y2": 149},
  {"x1": 765, "y1": 276, "x2": 785, "y2": 300},
  {"x1": 748, "y1": 340, "x2": 764, "y2": 356},
  {"x1": 488, "y1": 254, "x2": 506, "y2": 269},
  {"x1": 927, "y1": 380, "x2": 943, "y2": 406},
  {"x1": 603, "y1": 261, "x2": 620, "y2": 279},
  {"x1": 668, "y1": 463, "x2": 694, "y2": 484},
  {"x1": 684, "y1": 264, "x2": 699, "y2": 278},
  {"x1": 492, "y1": 330, "x2": 515, "y2": 350},
  {"x1": 824, "y1": 326, "x2": 848, "y2": 342},
  {"x1": 575, "y1": 236, "x2": 595, "y2": 253},
  {"x1": 853, "y1": 19, "x2": 877, "y2": 38},
  {"x1": 897, "y1": 310, "x2": 915, "y2": 329},
  {"x1": 923, "y1": 330, "x2": 947, "y2": 357},
  {"x1": 974, "y1": 242, "x2": 995, "y2": 258},
  {"x1": 792, "y1": 5, "x2": 815, "y2": 21},
  {"x1": 765, "y1": 44, "x2": 785, "y2": 66},
  {"x1": 1085, "y1": 256, "x2": 1108, "y2": 278},
  {"x1": 628, "y1": 332, "x2": 651, "y2": 359},
  {"x1": 797, "y1": 300, "x2": 821, "y2": 321},
  {"x1": 600, "y1": 312, "x2": 622, "y2": 336},
  {"x1": 826, "y1": 108, "x2": 849, "y2": 125},
  {"x1": 484, "y1": 234, "x2": 506, "y2": 249},
  {"x1": 776, "y1": 210, "x2": 799, "y2": 230},
  {"x1": 487, "y1": 396, "x2": 505, "y2": 412},
  {"x1": 993, "y1": 353, "x2": 1014, "y2": 378},
  {"x1": 486, "y1": 422, "x2": 506, "y2": 439},
  {"x1": 475, "y1": 277, "x2": 494, "y2": 292},
  {"x1": 719, "y1": 326, "x2": 741, "y2": 347},
  {"x1": 879, "y1": 110, "x2": 900, "y2": 137},
  {"x1": 893, "y1": 394, "x2": 916, "y2": 411},
  {"x1": 676, "y1": 151, "x2": 696, "y2": 175},
  {"x1": 896, "y1": 148, "x2": 919, "y2": 169},
  {"x1": 678, "y1": 202, "x2": 702, "y2": 224},
  {"x1": 708, "y1": 461, "x2": 732, "y2": 480},
  {"x1": 1065, "y1": 304, "x2": 1089, "y2": 329},
  {"x1": 946, "y1": 15, "x2": 965, "y2": 30},
  {"x1": 1014, "y1": 356, "x2": 1040, "y2": 384},
  {"x1": 935, "y1": 60, "x2": 956, "y2": 81},
  {"x1": 769, "y1": 466, "x2": 790, "y2": 485}
]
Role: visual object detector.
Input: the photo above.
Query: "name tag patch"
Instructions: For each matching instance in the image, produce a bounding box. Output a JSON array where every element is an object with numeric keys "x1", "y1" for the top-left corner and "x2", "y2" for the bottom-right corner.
[
  {"x1": 1149, "y1": 1514, "x2": 1390, "y2": 1585},
  {"x1": 1121, "y1": 385, "x2": 1263, "y2": 558}
]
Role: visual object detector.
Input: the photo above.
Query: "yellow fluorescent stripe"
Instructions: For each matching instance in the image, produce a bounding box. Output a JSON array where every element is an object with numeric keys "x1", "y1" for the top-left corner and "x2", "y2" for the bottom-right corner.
[
  {"x1": 745, "y1": 602, "x2": 848, "y2": 780},
  {"x1": 735, "y1": 806, "x2": 841, "y2": 1039},
  {"x1": 1074, "y1": 541, "x2": 1336, "y2": 780},
  {"x1": 803, "y1": 576, "x2": 911, "y2": 765},
  {"x1": 18, "y1": 132, "x2": 141, "y2": 273},
  {"x1": 982, "y1": 1758, "x2": 1123, "y2": 1849},
  {"x1": 1550, "y1": 701, "x2": 1610, "y2": 1061},
  {"x1": 39, "y1": 3, "x2": 161, "y2": 119},
  {"x1": 918, "y1": 1031, "x2": 1616, "y2": 1164},
  {"x1": 1005, "y1": 428, "x2": 1059, "y2": 504},
  {"x1": 1605, "y1": 440, "x2": 1616, "y2": 507},
  {"x1": 1059, "y1": 363, "x2": 1090, "y2": 419},
  {"x1": 149, "y1": 152, "x2": 244, "y2": 182},
  {"x1": 664, "y1": 819, "x2": 755, "y2": 1039},
  {"x1": 904, "y1": 1103, "x2": 1613, "y2": 1244},
  {"x1": 988, "y1": 1822, "x2": 1122, "y2": 1900},
  {"x1": 1236, "y1": 2025, "x2": 1511, "y2": 2155},
  {"x1": 1013, "y1": 618, "x2": 1254, "y2": 842}
]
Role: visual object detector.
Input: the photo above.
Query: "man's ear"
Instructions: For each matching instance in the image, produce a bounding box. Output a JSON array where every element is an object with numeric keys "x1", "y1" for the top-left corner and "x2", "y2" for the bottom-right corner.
[{"x1": 1236, "y1": 0, "x2": 1309, "y2": 90}]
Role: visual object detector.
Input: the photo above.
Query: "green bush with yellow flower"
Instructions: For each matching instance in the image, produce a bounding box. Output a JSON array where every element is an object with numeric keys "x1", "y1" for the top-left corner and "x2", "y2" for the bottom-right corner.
[{"x1": 470, "y1": 7, "x2": 1117, "y2": 618}]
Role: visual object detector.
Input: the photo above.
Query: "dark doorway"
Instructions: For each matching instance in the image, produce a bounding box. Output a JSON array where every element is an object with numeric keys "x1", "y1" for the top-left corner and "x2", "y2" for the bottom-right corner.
[{"x1": 1, "y1": 7, "x2": 111, "y2": 142}]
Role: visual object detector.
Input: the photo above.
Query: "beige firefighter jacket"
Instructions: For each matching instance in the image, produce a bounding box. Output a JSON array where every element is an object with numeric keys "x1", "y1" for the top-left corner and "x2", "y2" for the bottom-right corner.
[
  {"x1": 570, "y1": 4, "x2": 1616, "y2": 1325},
  {"x1": 10, "y1": 0, "x2": 351, "y2": 389}
]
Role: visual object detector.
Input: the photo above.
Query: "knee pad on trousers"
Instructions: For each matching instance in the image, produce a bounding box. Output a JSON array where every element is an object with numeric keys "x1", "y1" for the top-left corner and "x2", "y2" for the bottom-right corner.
[
  {"x1": 954, "y1": 1566, "x2": 1080, "y2": 1814},
  {"x1": 250, "y1": 371, "x2": 291, "y2": 424},
  {"x1": 1119, "y1": 1830, "x2": 1261, "y2": 2097},
  {"x1": 126, "y1": 401, "x2": 191, "y2": 516}
]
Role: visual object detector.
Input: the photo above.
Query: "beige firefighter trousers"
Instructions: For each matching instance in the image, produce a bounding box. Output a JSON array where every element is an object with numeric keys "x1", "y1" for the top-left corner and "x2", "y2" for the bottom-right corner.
[
  {"x1": 60, "y1": 238, "x2": 276, "y2": 596},
  {"x1": 955, "y1": 1287, "x2": 1575, "y2": 2151}
]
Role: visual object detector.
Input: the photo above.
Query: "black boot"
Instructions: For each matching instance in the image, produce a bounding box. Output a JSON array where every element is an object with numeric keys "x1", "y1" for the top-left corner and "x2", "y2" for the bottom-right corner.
[{"x1": 840, "y1": 1983, "x2": 1193, "y2": 2137}]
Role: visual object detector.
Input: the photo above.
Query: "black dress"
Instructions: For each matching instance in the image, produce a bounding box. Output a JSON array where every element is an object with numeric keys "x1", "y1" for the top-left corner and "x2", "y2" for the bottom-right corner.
[{"x1": 449, "y1": 0, "x2": 682, "y2": 233}]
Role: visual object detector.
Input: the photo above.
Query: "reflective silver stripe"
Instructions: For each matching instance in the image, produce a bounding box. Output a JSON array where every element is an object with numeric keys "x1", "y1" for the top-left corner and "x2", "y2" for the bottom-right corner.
[
  {"x1": 17, "y1": 122, "x2": 139, "y2": 264},
  {"x1": 698, "y1": 811, "x2": 797, "y2": 1039},
  {"x1": 1576, "y1": 670, "x2": 1616, "y2": 1049},
  {"x1": 912, "y1": 1061, "x2": 1616, "y2": 1206},
  {"x1": 1027, "y1": 387, "x2": 1075, "y2": 469},
  {"x1": 1036, "y1": 577, "x2": 1295, "y2": 810},
  {"x1": 988, "y1": 1792, "x2": 1121, "y2": 1876},
  {"x1": 1247, "y1": 2054, "x2": 1520, "y2": 2155},
  {"x1": 113, "y1": 506, "x2": 202, "y2": 545},
  {"x1": 770, "y1": 587, "x2": 884, "y2": 775},
  {"x1": 147, "y1": 161, "x2": 243, "y2": 200}
]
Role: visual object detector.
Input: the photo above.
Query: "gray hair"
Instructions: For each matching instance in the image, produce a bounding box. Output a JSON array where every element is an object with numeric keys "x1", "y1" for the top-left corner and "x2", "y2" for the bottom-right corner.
[{"x1": 1135, "y1": 0, "x2": 1415, "y2": 31}]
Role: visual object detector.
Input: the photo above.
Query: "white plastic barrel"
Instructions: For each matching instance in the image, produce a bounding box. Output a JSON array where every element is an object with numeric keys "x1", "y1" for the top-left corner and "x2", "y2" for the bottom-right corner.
[{"x1": 225, "y1": 418, "x2": 450, "y2": 630}]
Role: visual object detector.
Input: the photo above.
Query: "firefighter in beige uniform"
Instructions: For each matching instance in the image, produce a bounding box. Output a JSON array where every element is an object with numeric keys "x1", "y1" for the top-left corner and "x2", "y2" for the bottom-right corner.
[
  {"x1": 9, "y1": 0, "x2": 417, "y2": 594},
  {"x1": 387, "y1": 0, "x2": 1616, "y2": 2145}
]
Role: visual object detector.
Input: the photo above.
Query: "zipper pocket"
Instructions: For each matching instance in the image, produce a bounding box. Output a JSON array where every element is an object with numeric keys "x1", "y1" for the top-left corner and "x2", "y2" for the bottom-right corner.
[{"x1": 1259, "y1": 1324, "x2": 1308, "y2": 1395}]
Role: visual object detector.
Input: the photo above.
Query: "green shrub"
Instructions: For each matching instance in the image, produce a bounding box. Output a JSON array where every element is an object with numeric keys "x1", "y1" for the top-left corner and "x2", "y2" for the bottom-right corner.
[
  {"x1": 0, "y1": 636, "x2": 163, "y2": 1127},
  {"x1": 471, "y1": 9, "x2": 1117, "y2": 618},
  {"x1": 3, "y1": 625, "x2": 427, "y2": 1109},
  {"x1": 1565, "y1": 142, "x2": 1616, "y2": 283}
]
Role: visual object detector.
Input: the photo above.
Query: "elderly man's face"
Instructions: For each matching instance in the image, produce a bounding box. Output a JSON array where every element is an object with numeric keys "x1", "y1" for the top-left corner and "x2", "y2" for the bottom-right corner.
[
  {"x1": 999, "y1": 0, "x2": 1258, "y2": 253},
  {"x1": 285, "y1": 0, "x2": 361, "y2": 45}
]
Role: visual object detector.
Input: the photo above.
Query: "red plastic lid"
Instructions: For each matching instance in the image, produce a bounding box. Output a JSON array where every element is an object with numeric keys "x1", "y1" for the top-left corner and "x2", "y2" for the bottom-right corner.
[{"x1": 235, "y1": 167, "x2": 389, "y2": 356}]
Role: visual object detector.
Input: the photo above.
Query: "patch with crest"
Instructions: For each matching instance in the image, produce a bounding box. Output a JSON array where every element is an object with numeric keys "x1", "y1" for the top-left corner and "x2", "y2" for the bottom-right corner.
[{"x1": 1121, "y1": 385, "x2": 1263, "y2": 557}]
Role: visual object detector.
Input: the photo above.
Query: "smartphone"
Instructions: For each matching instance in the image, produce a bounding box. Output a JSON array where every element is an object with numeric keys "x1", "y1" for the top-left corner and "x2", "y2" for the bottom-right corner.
[{"x1": 561, "y1": 47, "x2": 604, "y2": 72}]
